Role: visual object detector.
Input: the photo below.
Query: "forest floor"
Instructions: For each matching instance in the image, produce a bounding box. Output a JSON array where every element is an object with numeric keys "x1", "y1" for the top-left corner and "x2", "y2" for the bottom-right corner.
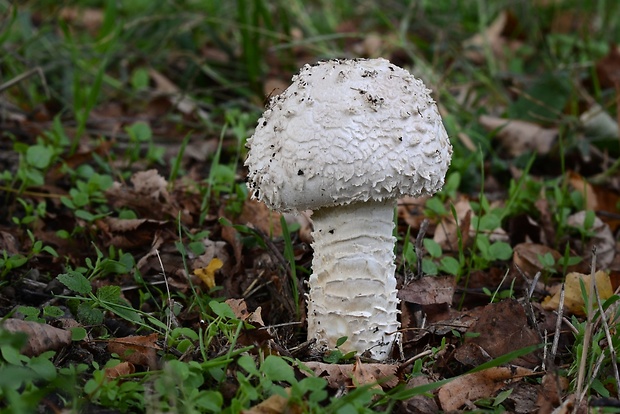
[{"x1": 1, "y1": 1, "x2": 620, "y2": 413}]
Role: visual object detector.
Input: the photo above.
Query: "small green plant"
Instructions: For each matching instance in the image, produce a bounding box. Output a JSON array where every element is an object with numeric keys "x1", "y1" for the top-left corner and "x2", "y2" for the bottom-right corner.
[
  {"x1": 401, "y1": 228, "x2": 462, "y2": 278},
  {"x1": 323, "y1": 336, "x2": 357, "y2": 364},
  {"x1": 15, "y1": 305, "x2": 64, "y2": 323},
  {"x1": 60, "y1": 170, "x2": 114, "y2": 223},
  {"x1": 55, "y1": 248, "x2": 164, "y2": 331},
  {"x1": 0, "y1": 230, "x2": 58, "y2": 280},
  {"x1": 124, "y1": 122, "x2": 165, "y2": 166},
  {"x1": 84, "y1": 360, "x2": 146, "y2": 412}
]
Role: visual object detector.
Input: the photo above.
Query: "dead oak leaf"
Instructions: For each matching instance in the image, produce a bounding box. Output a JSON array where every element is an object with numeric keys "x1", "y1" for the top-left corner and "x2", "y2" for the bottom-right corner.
[
  {"x1": 225, "y1": 298, "x2": 265, "y2": 326},
  {"x1": 438, "y1": 365, "x2": 536, "y2": 411},
  {"x1": 455, "y1": 299, "x2": 541, "y2": 369},
  {"x1": 107, "y1": 333, "x2": 161, "y2": 370}
]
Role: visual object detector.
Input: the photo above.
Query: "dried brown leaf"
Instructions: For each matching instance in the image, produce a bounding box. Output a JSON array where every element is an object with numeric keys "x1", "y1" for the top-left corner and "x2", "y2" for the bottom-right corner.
[
  {"x1": 352, "y1": 358, "x2": 384, "y2": 393},
  {"x1": 401, "y1": 375, "x2": 440, "y2": 414},
  {"x1": 104, "y1": 361, "x2": 136, "y2": 379},
  {"x1": 239, "y1": 198, "x2": 283, "y2": 237},
  {"x1": 103, "y1": 217, "x2": 170, "y2": 250},
  {"x1": 106, "y1": 170, "x2": 188, "y2": 222},
  {"x1": 1, "y1": 319, "x2": 72, "y2": 357},
  {"x1": 535, "y1": 372, "x2": 569, "y2": 413},
  {"x1": 567, "y1": 211, "x2": 615, "y2": 268},
  {"x1": 542, "y1": 271, "x2": 613, "y2": 316},
  {"x1": 463, "y1": 11, "x2": 524, "y2": 66},
  {"x1": 149, "y1": 69, "x2": 209, "y2": 120},
  {"x1": 596, "y1": 45, "x2": 620, "y2": 89},
  {"x1": 242, "y1": 390, "x2": 300, "y2": 414},
  {"x1": 479, "y1": 115, "x2": 557, "y2": 157},
  {"x1": 0, "y1": 231, "x2": 20, "y2": 255},
  {"x1": 58, "y1": 7, "x2": 104, "y2": 33},
  {"x1": 398, "y1": 275, "x2": 455, "y2": 305},
  {"x1": 433, "y1": 198, "x2": 472, "y2": 251},
  {"x1": 225, "y1": 298, "x2": 264, "y2": 326},
  {"x1": 107, "y1": 333, "x2": 161, "y2": 370},
  {"x1": 455, "y1": 299, "x2": 540, "y2": 369},
  {"x1": 398, "y1": 195, "x2": 431, "y2": 231},
  {"x1": 513, "y1": 242, "x2": 562, "y2": 276},
  {"x1": 438, "y1": 366, "x2": 535, "y2": 411},
  {"x1": 303, "y1": 361, "x2": 398, "y2": 389}
]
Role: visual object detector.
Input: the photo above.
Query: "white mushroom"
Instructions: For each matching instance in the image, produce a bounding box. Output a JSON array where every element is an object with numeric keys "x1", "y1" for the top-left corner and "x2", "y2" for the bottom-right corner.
[{"x1": 245, "y1": 58, "x2": 452, "y2": 360}]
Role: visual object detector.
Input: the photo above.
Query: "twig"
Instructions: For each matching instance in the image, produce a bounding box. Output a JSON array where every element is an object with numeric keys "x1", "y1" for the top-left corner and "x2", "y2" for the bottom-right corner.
[
  {"x1": 0, "y1": 67, "x2": 50, "y2": 98},
  {"x1": 156, "y1": 249, "x2": 174, "y2": 349},
  {"x1": 551, "y1": 282, "x2": 566, "y2": 359}
]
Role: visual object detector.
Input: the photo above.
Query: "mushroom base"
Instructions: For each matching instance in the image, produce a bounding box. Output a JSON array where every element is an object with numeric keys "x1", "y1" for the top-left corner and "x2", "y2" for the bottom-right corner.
[{"x1": 306, "y1": 199, "x2": 400, "y2": 360}]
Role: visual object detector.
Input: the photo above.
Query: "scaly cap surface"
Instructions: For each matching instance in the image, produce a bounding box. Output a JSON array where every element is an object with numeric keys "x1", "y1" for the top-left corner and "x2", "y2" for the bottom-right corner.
[{"x1": 245, "y1": 58, "x2": 452, "y2": 212}]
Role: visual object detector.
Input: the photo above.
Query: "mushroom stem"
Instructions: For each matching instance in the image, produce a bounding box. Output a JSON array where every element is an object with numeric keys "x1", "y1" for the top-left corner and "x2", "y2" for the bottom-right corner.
[{"x1": 307, "y1": 199, "x2": 400, "y2": 360}]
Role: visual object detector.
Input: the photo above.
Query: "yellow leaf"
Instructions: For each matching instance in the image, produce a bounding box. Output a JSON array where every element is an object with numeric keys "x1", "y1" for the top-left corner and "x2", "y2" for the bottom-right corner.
[
  {"x1": 194, "y1": 258, "x2": 223, "y2": 289},
  {"x1": 542, "y1": 271, "x2": 613, "y2": 316}
]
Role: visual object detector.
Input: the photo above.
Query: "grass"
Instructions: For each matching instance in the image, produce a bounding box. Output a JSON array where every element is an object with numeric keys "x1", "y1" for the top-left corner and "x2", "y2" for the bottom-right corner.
[{"x1": 1, "y1": 0, "x2": 620, "y2": 412}]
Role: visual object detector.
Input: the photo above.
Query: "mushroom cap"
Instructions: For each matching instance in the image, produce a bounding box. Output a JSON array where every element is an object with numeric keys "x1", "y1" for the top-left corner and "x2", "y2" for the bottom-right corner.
[{"x1": 245, "y1": 58, "x2": 452, "y2": 213}]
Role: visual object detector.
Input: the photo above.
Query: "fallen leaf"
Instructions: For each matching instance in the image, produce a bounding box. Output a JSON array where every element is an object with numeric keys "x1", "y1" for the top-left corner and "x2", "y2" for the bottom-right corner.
[
  {"x1": 398, "y1": 195, "x2": 431, "y2": 230},
  {"x1": 479, "y1": 115, "x2": 557, "y2": 157},
  {"x1": 398, "y1": 275, "x2": 455, "y2": 305},
  {"x1": 0, "y1": 231, "x2": 20, "y2": 255},
  {"x1": 401, "y1": 375, "x2": 440, "y2": 414},
  {"x1": 542, "y1": 270, "x2": 613, "y2": 316},
  {"x1": 580, "y1": 104, "x2": 619, "y2": 140},
  {"x1": 107, "y1": 333, "x2": 161, "y2": 370},
  {"x1": 239, "y1": 198, "x2": 283, "y2": 237},
  {"x1": 535, "y1": 372, "x2": 569, "y2": 413},
  {"x1": 433, "y1": 198, "x2": 473, "y2": 251},
  {"x1": 106, "y1": 170, "x2": 189, "y2": 222},
  {"x1": 242, "y1": 390, "x2": 298, "y2": 414},
  {"x1": 455, "y1": 299, "x2": 541, "y2": 369},
  {"x1": 105, "y1": 361, "x2": 136, "y2": 379},
  {"x1": 513, "y1": 242, "x2": 562, "y2": 276},
  {"x1": 462, "y1": 11, "x2": 524, "y2": 67},
  {"x1": 438, "y1": 366, "x2": 535, "y2": 411},
  {"x1": 149, "y1": 68, "x2": 209, "y2": 121},
  {"x1": 102, "y1": 217, "x2": 170, "y2": 250},
  {"x1": 58, "y1": 7, "x2": 104, "y2": 34},
  {"x1": 1, "y1": 319, "x2": 72, "y2": 357},
  {"x1": 352, "y1": 357, "x2": 384, "y2": 391},
  {"x1": 303, "y1": 361, "x2": 398, "y2": 389},
  {"x1": 567, "y1": 211, "x2": 615, "y2": 269},
  {"x1": 596, "y1": 44, "x2": 620, "y2": 89},
  {"x1": 568, "y1": 172, "x2": 620, "y2": 232},
  {"x1": 225, "y1": 298, "x2": 265, "y2": 326},
  {"x1": 194, "y1": 257, "x2": 223, "y2": 289}
]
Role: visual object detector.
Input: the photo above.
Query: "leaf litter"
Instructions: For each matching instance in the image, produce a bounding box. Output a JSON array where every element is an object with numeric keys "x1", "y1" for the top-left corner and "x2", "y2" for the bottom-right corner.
[{"x1": 2, "y1": 2, "x2": 620, "y2": 413}]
